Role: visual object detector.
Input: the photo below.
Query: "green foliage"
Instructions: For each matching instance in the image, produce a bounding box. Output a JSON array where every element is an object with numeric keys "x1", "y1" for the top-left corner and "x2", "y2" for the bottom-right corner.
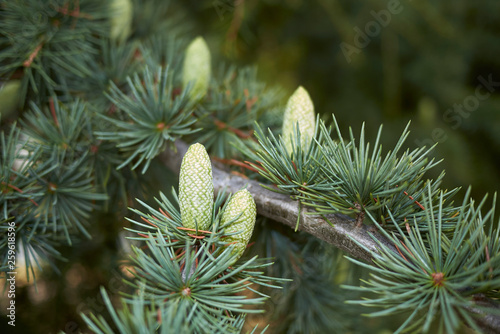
[
  {"x1": 106, "y1": 187, "x2": 283, "y2": 333},
  {"x1": 1, "y1": 116, "x2": 108, "y2": 238},
  {"x1": 299, "y1": 115, "x2": 439, "y2": 219},
  {"x1": 249, "y1": 118, "x2": 326, "y2": 197},
  {"x1": 121, "y1": 161, "x2": 281, "y2": 332},
  {"x1": 0, "y1": 124, "x2": 100, "y2": 281},
  {"x1": 248, "y1": 113, "x2": 461, "y2": 233},
  {"x1": 240, "y1": 100, "x2": 500, "y2": 332},
  {"x1": 82, "y1": 288, "x2": 267, "y2": 334},
  {"x1": 124, "y1": 238, "x2": 262, "y2": 333},
  {"x1": 140, "y1": 34, "x2": 186, "y2": 77},
  {"x1": 0, "y1": 127, "x2": 66, "y2": 279},
  {"x1": 126, "y1": 188, "x2": 221, "y2": 245},
  {"x1": 21, "y1": 99, "x2": 92, "y2": 156},
  {"x1": 82, "y1": 288, "x2": 198, "y2": 333},
  {"x1": 0, "y1": 125, "x2": 38, "y2": 218},
  {"x1": 194, "y1": 66, "x2": 283, "y2": 159},
  {"x1": 18, "y1": 100, "x2": 108, "y2": 240},
  {"x1": 0, "y1": 0, "x2": 110, "y2": 104},
  {"x1": 65, "y1": 39, "x2": 141, "y2": 107},
  {"x1": 292, "y1": 115, "x2": 463, "y2": 235},
  {"x1": 1, "y1": 1, "x2": 500, "y2": 333},
  {"x1": 251, "y1": 223, "x2": 368, "y2": 334},
  {"x1": 344, "y1": 187, "x2": 500, "y2": 333},
  {"x1": 96, "y1": 67, "x2": 198, "y2": 173},
  {"x1": 28, "y1": 152, "x2": 107, "y2": 242}
]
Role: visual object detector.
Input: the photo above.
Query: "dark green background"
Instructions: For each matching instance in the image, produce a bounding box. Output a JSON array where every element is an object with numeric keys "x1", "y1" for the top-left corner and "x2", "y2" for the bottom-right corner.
[{"x1": 186, "y1": 0, "x2": 500, "y2": 207}]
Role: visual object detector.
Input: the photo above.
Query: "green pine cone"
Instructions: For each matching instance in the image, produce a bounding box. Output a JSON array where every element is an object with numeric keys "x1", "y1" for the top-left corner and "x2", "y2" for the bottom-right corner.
[
  {"x1": 179, "y1": 143, "x2": 214, "y2": 231},
  {"x1": 282, "y1": 86, "x2": 315, "y2": 154},
  {"x1": 182, "y1": 36, "x2": 211, "y2": 101},
  {"x1": 221, "y1": 189, "x2": 257, "y2": 263},
  {"x1": 110, "y1": 0, "x2": 133, "y2": 43}
]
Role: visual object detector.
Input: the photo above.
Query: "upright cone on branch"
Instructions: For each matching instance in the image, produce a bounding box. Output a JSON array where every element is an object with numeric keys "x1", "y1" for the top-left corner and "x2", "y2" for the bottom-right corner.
[
  {"x1": 282, "y1": 86, "x2": 315, "y2": 154},
  {"x1": 110, "y1": 0, "x2": 133, "y2": 43},
  {"x1": 182, "y1": 36, "x2": 211, "y2": 101},
  {"x1": 221, "y1": 189, "x2": 257, "y2": 263},
  {"x1": 0, "y1": 80, "x2": 22, "y2": 118},
  {"x1": 179, "y1": 143, "x2": 214, "y2": 231}
]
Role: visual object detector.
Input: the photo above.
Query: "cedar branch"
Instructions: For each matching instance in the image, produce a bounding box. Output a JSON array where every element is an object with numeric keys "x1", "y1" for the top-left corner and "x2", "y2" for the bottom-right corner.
[{"x1": 159, "y1": 140, "x2": 500, "y2": 334}]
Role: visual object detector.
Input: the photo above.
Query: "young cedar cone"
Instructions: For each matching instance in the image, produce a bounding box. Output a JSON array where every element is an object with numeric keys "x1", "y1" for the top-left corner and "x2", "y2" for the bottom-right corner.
[
  {"x1": 110, "y1": 0, "x2": 133, "y2": 43},
  {"x1": 179, "y1": 143, "x2": 214, "y2": 231},
  {"x1": 0, "y1": 80, "x2": 22, "y2": 118},
  {"x1": 221, "y1": 189, "x2": 257, "y2": 263},
  {"x1": 182, "y1": 37, "x2": 211, "y2": 101},
  {"x1": 282, "y1": 86, "x2": 315, "y2": 154}
]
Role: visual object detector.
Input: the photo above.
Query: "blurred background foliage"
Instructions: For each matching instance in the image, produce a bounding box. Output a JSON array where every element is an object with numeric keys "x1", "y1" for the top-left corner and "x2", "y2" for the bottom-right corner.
[
  {"x1": 184, "y1": 0, "x2": 500, "y2": 206},
  {"x1": 1, "y1": 0, "x2": 499, "y2": 333}
]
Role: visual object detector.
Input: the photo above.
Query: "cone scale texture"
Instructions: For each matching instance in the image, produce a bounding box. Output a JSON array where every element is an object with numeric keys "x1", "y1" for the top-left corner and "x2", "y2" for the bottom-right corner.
[
  {"x1": 182, "y1": 37, "x2": 211, "y2": 101},
  {"x1": 282, "y1": 86, "x2": 315, "y2": 153},
  {"x1": 179, "y1": 143, "x2": 214, "y2": 231},
  {"x1": 221, "y1": 189, "x2": 257, "y2": 261}
]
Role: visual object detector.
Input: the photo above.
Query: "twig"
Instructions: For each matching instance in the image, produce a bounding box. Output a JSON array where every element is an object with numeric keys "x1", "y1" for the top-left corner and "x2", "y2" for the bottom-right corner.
[
  {"x1": 23, "y1": 43, "x2": 43, "y2": 67},
  {"x1": 1, "y1": 181, "x2": 39, "y2": 206}
]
